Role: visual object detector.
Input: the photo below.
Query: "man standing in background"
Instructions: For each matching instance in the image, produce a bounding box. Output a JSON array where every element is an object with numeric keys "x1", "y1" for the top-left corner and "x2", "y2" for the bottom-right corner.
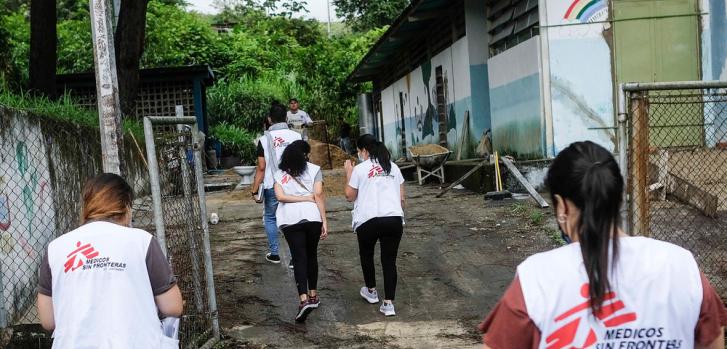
[
  {"x1": 287, "y1": 98, "x2": 313, "y2": 140},
  {"x1": 338, "y1": 116, "x2": 353, "y2": 154}
]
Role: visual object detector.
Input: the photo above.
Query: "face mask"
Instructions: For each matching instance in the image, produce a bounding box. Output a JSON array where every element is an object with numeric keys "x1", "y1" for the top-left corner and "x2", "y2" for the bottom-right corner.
[
  {"x1": 559, "y1": 225, "x2": 572, "y2": 244},
  {"x1": 357, "y1": 152, "x2": 365, "y2": 163}
]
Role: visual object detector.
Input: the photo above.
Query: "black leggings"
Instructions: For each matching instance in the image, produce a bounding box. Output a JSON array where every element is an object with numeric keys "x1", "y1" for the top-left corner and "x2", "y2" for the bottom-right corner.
[
  {"x1": 282, "y1": 221, "x2": 322, "y2": 296},
  {"x1": 356, "y1": 216, "x2": 403, "y2": 301}
]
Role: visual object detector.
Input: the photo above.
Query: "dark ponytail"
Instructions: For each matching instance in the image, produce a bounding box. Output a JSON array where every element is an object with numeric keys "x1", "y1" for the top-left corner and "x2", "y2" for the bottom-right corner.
[
  {"x1": 356, "y1": 134, "x2": 392, "y2": 174},
  {"x1": 545, "y1": 141, "x2": 624, "y2": 315}
]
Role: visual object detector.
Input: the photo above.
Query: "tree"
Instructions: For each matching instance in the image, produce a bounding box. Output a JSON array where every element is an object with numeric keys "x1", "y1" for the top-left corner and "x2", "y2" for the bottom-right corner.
[
  {"x1": 115, "y1": 0, "x2": 149, "y2": 118},
  {"x1": 29, "y1": 0, "x2": 57, "y2": 96},
  {"x1": 333, "y1": 0, "x2": 409, "y2": 32}
]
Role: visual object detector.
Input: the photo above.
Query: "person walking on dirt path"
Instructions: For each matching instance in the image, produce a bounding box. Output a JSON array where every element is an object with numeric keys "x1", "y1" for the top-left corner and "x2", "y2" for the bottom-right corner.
[
  {"x1": 338, "y1": 116, "x2": 353, "y2": 154},
  {"x1": 344, "y1": 134, "x2": 406, "y2": 317},
  {"x1": 252, "y1": 103, "x2": 302, "y2": 264},
  {"x1": 37, "y1": 173, "x2": 183, "y2": 348},
  {"x1": 479, "y1": 141, "x2": 727, "y2": 349},
  {"x1": 287, "y1": 98, "x2": 313, "y2": 141},
  {"x1": 273, "y1": 140, "x2": 328, "y2": 322}
]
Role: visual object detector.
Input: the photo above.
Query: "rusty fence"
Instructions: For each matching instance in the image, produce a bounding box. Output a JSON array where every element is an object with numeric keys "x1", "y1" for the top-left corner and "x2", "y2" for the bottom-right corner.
[{"x1": 619, "y1": 81, "x2": 727, "y2": 300}]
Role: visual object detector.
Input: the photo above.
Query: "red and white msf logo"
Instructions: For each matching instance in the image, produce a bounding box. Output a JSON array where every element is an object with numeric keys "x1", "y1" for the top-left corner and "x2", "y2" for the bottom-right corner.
[
  {"x1": 545, "y1": 283, "x2": 637, "y2": 349},
  {"x1": 368, "y1": 165, "x2": 384, "y2": 178},
  {"x1": 281, "y1": 174, "x2": 291, "y2": 184},
  {"x1": 273, "y1": 137, "x2": 286, "y2": 148},
  {"x1": 64, "y1": 241, "x2": 100, "y2": 273}
]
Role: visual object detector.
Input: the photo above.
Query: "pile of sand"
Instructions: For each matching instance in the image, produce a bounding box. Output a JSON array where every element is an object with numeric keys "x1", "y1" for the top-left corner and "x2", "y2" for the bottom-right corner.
[
  {"x1": 409, "y1": 143, "x2": 449, "y2": 157},
  {"x1": 309, "y1": 140, "x2": 356, "y2": 169}
]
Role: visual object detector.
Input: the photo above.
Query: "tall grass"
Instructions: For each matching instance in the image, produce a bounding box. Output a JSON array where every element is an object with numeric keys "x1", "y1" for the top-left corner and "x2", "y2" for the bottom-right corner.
[{"x1": 0, "y1": 90, "x2": 143, "y2": 138}]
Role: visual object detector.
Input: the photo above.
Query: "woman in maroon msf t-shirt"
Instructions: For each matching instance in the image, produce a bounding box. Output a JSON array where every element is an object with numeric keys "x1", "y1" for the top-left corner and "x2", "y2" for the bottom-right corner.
[{"x1": 479, "y1": 141, "x2": 727, "y2": 349}]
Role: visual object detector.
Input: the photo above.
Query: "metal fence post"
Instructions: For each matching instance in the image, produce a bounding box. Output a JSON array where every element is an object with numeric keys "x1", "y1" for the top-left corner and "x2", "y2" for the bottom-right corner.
[
  {"x1": 143, "y1": 117, "x2": 168, "y2": 256},
  {"x1": 191, "y1": 122, "x2": 221, "y2": 341},
  {"x1": 630, "y1": 92, "x2": 650, "y2": 237},
  {"x1": 617, "y1": 85, "x2": 630, "y2": 235},
  {"x1": 175, "y1": 107, "x2": 205, "y2": 314}
]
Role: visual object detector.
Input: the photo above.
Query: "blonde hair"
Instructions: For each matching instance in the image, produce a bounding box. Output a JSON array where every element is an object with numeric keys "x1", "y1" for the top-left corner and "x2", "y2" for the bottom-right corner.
[{"x1": 81, "y1": 173, "x2": 133, "y2": 224}]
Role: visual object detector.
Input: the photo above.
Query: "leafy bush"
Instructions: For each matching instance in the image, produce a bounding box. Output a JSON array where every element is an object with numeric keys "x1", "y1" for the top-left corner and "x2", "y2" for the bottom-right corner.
[
  {"x1": 210, "y1": 122, "x2": 257, "y2": 165},
  {"x1": 207, "y1": 75, "x2": 290, "y2": 132}
]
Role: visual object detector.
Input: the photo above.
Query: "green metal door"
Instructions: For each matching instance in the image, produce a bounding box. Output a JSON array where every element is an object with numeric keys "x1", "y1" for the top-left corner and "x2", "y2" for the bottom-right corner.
[{"x1": 613, "y1": 0, "x2": 702, "y2": 147}]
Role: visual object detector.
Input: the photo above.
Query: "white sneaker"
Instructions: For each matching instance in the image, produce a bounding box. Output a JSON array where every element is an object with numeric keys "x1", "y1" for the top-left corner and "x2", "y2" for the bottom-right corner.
[
  {"x1": 379, "y1": 302, "x2": 396, "y2": 316},
  {"x1": 359, "y1": 286, "x2": 379, "y2": 304}
]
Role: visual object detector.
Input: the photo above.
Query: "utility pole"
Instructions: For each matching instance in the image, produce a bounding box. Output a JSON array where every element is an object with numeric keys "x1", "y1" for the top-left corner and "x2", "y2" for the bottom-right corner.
[
  {"x1": 327, "y1": 0, "x2": 332, "y2": 37},
  {"x1": 90, "y1": 0, "x2": 123, "y2": 175}
]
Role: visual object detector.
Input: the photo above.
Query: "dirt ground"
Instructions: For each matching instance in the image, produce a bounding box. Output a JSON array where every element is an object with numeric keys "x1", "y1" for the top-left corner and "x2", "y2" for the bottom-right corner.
[{"x1": 206, "y1": 171, "x2": 558, "y2": 349}]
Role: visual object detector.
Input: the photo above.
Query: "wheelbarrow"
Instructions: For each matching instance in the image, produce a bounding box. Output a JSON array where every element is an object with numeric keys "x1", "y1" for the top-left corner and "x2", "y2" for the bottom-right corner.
[{"x1": 408, "y1": 144, "x2": 452, "y2": 185}]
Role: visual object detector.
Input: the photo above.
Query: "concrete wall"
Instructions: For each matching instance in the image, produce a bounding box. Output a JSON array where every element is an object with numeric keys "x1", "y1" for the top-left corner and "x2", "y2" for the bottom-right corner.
[
  {"x1": 465, "y1": 0, "x2": 492, "y2": 151},
  {"x1": 540, "y1": 0, "x2": 616, "y2": 155},
  {"x1": 0, "y1": 107, "x2": 147, "y2": 326},
  {"x1": 702, "y1": 0, "x2": 727, "y2": 146},
  {"x1": 488, "y1": 37, "x2": 544, "y2": 159},
  {"x1": 379, "y1": 37, "x2": 474, "y2": 159}
]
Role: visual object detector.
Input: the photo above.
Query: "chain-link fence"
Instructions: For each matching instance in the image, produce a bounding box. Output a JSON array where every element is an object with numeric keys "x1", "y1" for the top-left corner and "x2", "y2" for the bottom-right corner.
[
  {"x1": 0, "y1": 106, "x2": 219, "y2": 348},
  {"x1": 621, "y1": 81, "x2": 727, "y2": 300},
  {"x1": 0, "y1": 108, "x2": 152, "y2": 346},
  {"x1": 143, "y1": 114, "x2": 219, "y2": 349}
]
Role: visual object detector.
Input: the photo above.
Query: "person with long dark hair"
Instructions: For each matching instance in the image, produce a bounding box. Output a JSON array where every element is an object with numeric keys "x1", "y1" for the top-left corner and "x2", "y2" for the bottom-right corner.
[
  {"x1": 37, "y1": 173, "x2": 183, "y2": 348},
  {"x1": 479, "y1": 141, "x2": 726, "y2": 349},
  {"x1": 344, "y1": 134, "x2": 405, "y2": 317},
  {"x1": 274, "y1": 140, "x2": 327, "y2": 322}
]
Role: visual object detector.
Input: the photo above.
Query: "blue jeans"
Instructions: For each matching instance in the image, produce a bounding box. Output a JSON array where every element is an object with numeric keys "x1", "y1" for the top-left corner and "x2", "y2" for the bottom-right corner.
[{"x1": 263, "y1": 188, "x2": 280, "y2": 256}]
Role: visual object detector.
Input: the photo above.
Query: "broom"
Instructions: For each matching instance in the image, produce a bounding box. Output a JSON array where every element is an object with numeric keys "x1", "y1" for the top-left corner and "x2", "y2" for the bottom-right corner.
[{"x1": 485, "y1": 152, "x2": 512, "y2": 200}]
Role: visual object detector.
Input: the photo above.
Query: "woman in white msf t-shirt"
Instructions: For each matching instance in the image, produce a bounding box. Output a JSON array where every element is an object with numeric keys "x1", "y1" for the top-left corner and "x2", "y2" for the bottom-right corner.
[
  {"x1": 36, "y1": 173, "x2": 183, "y2": 348},
  {"x1": 480, "y1": 141, "x2": 727, "y2": 349},
  {"x1": 344, "y1": 134, "x2": 405, "y2": 317}
]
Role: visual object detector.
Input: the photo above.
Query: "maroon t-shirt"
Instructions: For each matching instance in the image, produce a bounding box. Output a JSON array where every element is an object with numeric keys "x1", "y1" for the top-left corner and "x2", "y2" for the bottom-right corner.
[{"x1": 480, "y1": 274, "x2": 727, "y2": 349}]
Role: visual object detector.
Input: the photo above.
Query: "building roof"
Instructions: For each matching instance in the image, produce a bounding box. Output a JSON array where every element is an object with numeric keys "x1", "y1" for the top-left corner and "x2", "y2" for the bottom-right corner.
[
  {"x1": 346, "y1": 0, "x2": 454, "y2": 84},
  {"x1": 57, "y1": 65, "x2": 215, "y2": 87}
]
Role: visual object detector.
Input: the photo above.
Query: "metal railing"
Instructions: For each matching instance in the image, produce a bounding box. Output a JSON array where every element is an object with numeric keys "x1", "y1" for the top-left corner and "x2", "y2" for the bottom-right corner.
[{"x1": 619, "y1": 81, "x2": 727, "y2": 300}]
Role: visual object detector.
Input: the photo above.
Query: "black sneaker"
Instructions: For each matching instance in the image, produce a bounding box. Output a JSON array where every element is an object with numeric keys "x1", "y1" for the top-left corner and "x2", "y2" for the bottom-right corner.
[
  {"x1": 295, "y1": 299, "x2": 316, "y2": 323},
  {"x1": 265, "y1": 253, "x2": 281, "y2": 264},
  {"x1": 308, "y1": 295, "x2": 320, "y2": 308},
  {"x1": 288, "y1": 260, "x2": 294, "y2": 269}
]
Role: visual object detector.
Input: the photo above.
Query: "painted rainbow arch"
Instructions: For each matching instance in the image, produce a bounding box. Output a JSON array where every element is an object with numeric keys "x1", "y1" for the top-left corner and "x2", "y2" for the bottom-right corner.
[{"x1": 564, "y1": 0, "x2": 607, "y2": 23}]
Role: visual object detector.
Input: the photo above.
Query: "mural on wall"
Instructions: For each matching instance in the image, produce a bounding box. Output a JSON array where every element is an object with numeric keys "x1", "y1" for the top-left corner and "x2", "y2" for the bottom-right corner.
[
  {"x1": 563, "y1": 0, "x2": 608, "y2": 23},
  {"x1": 544, "y1": 0, "x2": 615, "y2": 154},
  {"x1": 0, "y1": 116, "x2": 56, "y2": 323},
  {"x1": 380, "y1": 38, "x2": 475, "y2": 159}
]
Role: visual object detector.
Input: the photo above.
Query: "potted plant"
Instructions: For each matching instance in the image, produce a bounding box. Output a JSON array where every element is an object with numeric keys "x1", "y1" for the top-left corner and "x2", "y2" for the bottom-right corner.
[{"x1": 211, "y1": 122, "x2": 257, "y2": 169}]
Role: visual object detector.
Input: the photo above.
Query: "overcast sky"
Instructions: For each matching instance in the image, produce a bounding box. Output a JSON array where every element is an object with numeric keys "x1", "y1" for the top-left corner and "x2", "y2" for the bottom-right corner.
[{"x1": 186, "y1": 0, "x2": 340, "y2": 21}]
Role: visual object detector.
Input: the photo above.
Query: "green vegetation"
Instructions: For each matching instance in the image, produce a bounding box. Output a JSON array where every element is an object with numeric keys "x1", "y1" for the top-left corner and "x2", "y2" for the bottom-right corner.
[
  {"x1": 0, "y1": 0, "x2": 385, "y2": 159},
  {"x1": 0, "y1": 90, "x2": 143, "y2": 139},
  {"x1": 210, "y1": 122, "x2": 257, "y2": 164}
]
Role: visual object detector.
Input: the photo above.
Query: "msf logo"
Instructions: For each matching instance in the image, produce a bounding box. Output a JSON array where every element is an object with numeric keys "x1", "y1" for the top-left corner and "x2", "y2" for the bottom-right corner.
[
  {"x1": 281, "y1": 174, "x2": 291, "y2": 184},
  {"x1": 545, "y1": 283, "x2": 637, "y2": 349},
  {"x1": 273, "y1": 137, "x2": 286, "y2": 148},
  {"x1": 64, "y1": 241, "x2": 100, "y2": 273},
  {"x1": 368, "y1": 165, "x2": 384, "y2": 178}
]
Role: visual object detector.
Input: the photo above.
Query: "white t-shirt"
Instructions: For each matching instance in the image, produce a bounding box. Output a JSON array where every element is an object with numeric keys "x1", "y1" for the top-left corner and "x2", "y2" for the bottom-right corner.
[
  {"x1": 286, "y1": 110, "x2": 313, "y2": 129},
  {"x1": 274, "y1": 163, "x2": 323, "y2": 227},
  {"x1": 517, "y1": 236, "x2": 702, "y2": 348},
  {"x1": 45, "y1": 222, "x2": 178, "y2": 348},
  {"x1": 348, "y1": 159, "x2": 405, "y2": 231},
  {"x1": 258, "y1": 126, "x2": 302, "y2": 189}
]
